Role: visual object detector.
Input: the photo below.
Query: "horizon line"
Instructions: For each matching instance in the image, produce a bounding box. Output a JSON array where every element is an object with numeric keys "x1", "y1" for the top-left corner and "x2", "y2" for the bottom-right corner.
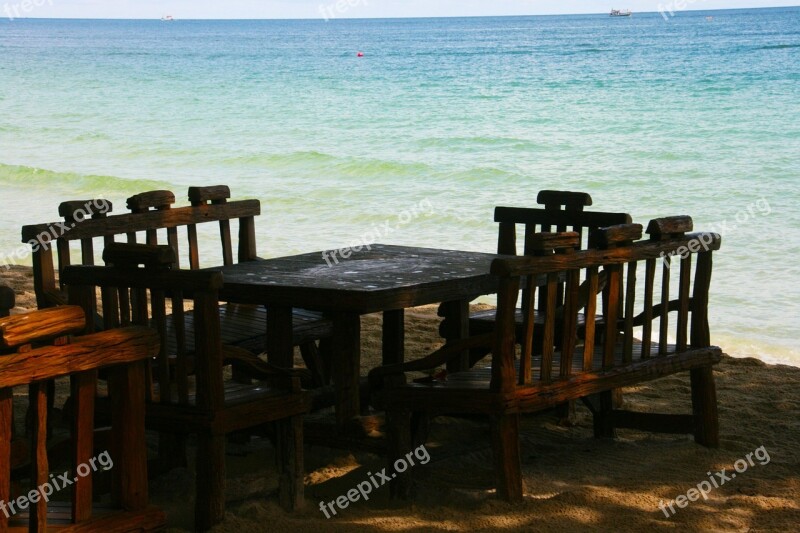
[{"x1": 3, "y1": 5, "x2": 797, "y2": 22}]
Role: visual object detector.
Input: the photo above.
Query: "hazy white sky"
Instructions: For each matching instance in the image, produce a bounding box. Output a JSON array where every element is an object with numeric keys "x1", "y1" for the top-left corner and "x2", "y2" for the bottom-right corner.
[{"x1": 5, "y1": 0, "x2": 798, "y2": 19}]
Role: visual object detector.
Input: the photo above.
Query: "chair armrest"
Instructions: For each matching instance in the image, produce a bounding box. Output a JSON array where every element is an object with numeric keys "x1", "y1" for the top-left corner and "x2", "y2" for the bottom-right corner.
[
  {"x1": 0, "y1": 306, "x2": 86, "y2": 349},
  {"x1": 368, "y1": 332, "x2": 494, "y2": 389}
]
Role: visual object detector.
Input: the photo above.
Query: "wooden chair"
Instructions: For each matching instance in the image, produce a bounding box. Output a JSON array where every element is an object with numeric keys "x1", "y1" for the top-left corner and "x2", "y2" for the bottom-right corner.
[
  {"x1": 20, "y1": 186, "x2": 333, "y2": 387},
  {"x1": 0, "y1": 306, "x2": 165, "y2": 531},
  {"x1": 62, "y1": 243, "x2": 310, "y2": 531},
  {"x1": 466, "y1": 190, "x2": 632, "y2": 358},
  {"x1": 127, "y1": 187, "x2": 332, "y2": 386},
  {"x1": 370, "y1": 221, "x2": 722, "y2": 500},
  {"x1": 0, "y1": 286, "x2": 13, "y2": 318}
]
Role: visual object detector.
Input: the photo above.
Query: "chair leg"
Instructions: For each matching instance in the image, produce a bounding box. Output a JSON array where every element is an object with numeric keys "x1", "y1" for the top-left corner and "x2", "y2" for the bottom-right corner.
[
  {"x1": 554, "y1": 400, "x2": 576, "y2": 425},
  {"x1": 276, "y1": 415, "x2": 305, "y2": 511},
  {"x1": 386, "y1": 407, "x2": 413, "y2": 499},
  {"x1": 690, "y1": 366, "x2": 719, "y2": 448},
  {"x1": 195, "y1": 432, "x2": 225, "y2": 531},
  {"x1": 591, "y1": 391, "x2": 617, "y2": 439},
  {"x1": 158, "y1": 433, "x2": 188, "y2": 472},
  {"x1": 317, "y1": 338, "x2": 334, "y2": 384},
  {"x1": 491, "y1": 413, "x2": 523, "y2": 502},
  {"x1": 612, "y1": 389, "x2": 624, "y2": 409},
  {"x1": 410, "y1": 412, "x2": 430, "y2": 447}
]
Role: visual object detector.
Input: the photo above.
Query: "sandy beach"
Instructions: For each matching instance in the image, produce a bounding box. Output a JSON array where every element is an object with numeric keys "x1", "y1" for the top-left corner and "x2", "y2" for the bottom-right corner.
[{"x1": 2, "y1": 266, "x2": 798, "y2": 532}]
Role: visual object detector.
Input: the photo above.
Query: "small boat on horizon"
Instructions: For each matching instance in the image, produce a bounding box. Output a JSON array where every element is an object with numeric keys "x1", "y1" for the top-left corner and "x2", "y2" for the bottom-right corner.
[
  {"x1": 161, "y1": 15, "x2": 174, "y2": 22},
  {"x1": 610, "y1": 9, "x2": 632, "y2": 17}
]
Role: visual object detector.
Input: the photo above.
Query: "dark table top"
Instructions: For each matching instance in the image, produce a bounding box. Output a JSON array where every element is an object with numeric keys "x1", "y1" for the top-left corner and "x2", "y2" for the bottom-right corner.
[{"x1": 215, "y1": 244, "x2": 505, "y2": 314}]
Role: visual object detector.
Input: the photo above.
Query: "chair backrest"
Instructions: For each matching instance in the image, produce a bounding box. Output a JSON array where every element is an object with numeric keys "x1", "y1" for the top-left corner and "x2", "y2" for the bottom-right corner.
[
  {"x1": 495, "y1": 190, "x2": 633, "y2": 255},
  {"x1": 488, "y1": 217, "x2": 721, "y2": 393},
  {"x1": 21, "y1": 186, "x2": 259, "y2": 309},
  {"x1": 0, "y1": 286, "x2": 13, "y2": 318},
  {"x1": 0, "y1": 306, "x2": 160, "y2": 530},
  {"x1": 495, "y1": 191, "x2": 633, "y2": 315},
  {"x1": 62, "y1": 244, "x2": 226, "y2": 411}
]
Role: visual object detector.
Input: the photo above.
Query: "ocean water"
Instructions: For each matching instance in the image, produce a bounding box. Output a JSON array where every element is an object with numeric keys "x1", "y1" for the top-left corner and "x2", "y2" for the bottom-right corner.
[{"x1": 1, "y1": 9, "x2": 798, "y2": 365}]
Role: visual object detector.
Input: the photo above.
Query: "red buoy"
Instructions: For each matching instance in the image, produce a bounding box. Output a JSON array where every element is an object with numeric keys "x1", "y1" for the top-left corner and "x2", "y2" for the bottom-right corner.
[{"x1": 357, "y1": 51, "x2": 364, "y2": 57}]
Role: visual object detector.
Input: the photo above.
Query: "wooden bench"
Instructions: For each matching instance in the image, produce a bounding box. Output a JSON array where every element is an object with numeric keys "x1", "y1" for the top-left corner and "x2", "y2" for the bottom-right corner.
[
  {"x1": 0, "y1": 306, "x2": 165, "y2": 531},
  {"x1": 62, "y1": 244, "x2": 310, "y2": 531},
  {"x1": 20, "y1": 187, "x2": 333, "y2": 385},
  {"x1": 371, "y1": 218, "x2": 722, "y2": 500}
]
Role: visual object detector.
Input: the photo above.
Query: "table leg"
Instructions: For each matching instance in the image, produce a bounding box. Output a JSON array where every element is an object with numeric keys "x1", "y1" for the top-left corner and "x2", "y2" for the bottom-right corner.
[
  {"x1": 382, "y1": 309, "x2": 405, "y2": 366},
  {"x1": 438, "y1": 299, "x2": 470, "y2": 372},
  {"x1": 266, "y1": 305, "x2": 294, "y2": 368},
  {"x1": 331, "y1": 312, "x2": 361, "y2": 427}
]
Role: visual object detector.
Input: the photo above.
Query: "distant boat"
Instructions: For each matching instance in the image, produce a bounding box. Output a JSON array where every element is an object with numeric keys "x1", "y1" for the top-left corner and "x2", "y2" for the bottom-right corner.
[
  {"x1": 161, "y1": 15, "x2": 174, "y2": 22},
  {"x1": 610, "y1": 9, "x2": 632, "y2": 16},
  {"x1": 705, "y1": 16, "x2": 714, "y2": 21}
]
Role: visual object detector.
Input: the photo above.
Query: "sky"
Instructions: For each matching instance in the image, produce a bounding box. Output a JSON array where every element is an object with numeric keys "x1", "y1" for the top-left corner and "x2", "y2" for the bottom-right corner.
[{"x1": 2, "y1": 0, "x2": 798, "y2": 19}]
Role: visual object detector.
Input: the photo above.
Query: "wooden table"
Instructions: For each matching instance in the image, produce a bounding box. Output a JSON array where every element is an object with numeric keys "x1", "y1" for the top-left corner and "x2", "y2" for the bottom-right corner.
[{"x1": 215, "y1": 244, "x2": 504, "y2": 425}]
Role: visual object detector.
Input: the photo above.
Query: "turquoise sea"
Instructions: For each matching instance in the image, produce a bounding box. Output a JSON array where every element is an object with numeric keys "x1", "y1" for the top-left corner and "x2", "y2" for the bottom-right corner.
[{"x1": 1, "y1": 8, "x2": 798, "y2": 365}]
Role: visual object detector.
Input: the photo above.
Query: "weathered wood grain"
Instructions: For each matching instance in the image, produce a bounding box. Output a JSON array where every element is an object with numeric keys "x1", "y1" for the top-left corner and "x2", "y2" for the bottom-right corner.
[
  {"x1": 0, "y1": 328, "x2": 159, "y2": 388},
  {"x1": 189, "y1": 185, "x2": 231, "y2": 204},
  {"x1": 71, "y1": 369, "x2": 96, "y2": 523},
  {"x1": 21, "y1": 201, "x2": 260, "y2": 244},
  {"x1": 491, "y1": 413, "x2": 523, "y2": 501},
  {"x1": 491, "y1": 232, "x2": 721, "y2": 276},
  {"x1": 527, "y1": 232, "x2": 580, "y2": 252},
  {"x1": 276, "y1": 415, "x2": 305, "y2": 511},
  {"x1": 659, "y1": 256, "x2": 671, "y2": 355},
  {"x1": 647, "y1": 215, "x2": 694, "y2": 238},
  {"x1": 589, "y1": 223, "x2": 644, "y2": 248},
  {"x1": 58, "y1": 199, "x2": 112, "y2": 220},
  {"x1": 29, "y1": 381, "x2": 48, "y2": 530},
  {"x1": 2, "y1": 307, "x2": 164, "y2": 532},
  {"x1": 0, "y1": 388, "x2": 11, "y2": 531},
  {"x1": 691, "y1": 252, "x2": 713, "y2": 347},
  {"x1": 0, "y1": 306, "x2": 85, "y2": 349},
  {"x1": 126, "y1": 190, "x2": 175, "y2": 212}
]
